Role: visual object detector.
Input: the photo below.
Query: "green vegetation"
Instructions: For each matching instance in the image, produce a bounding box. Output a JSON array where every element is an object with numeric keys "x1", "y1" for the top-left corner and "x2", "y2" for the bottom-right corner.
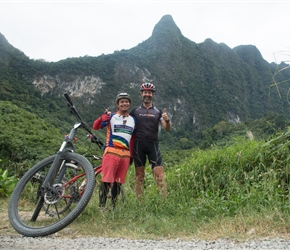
[
  {"x1": 0, "y1": 101, "x2": 62, "y2": 175},
  {"x1": 70, "y1": 133, "x2": 290, "y2": 240},
  {"x1": 2, "y1": 131, "x2": 290, "y2": 240},
  {"x1": 0, "y1": 168, "x2": 17, "y2": 198}
]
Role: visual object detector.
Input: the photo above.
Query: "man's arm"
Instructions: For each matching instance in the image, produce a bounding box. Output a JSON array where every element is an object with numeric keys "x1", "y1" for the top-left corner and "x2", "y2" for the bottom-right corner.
[
  {"x1": 161, "y1": 108, "x2": 171, "y2": 132},
  {"x1": 92, "y1": 113, "x2": 110, "y2": 130}
]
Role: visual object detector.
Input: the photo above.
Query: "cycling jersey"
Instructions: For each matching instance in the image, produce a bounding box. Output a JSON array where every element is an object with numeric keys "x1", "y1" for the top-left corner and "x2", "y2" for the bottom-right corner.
[
  {"x1": 93, "y1": 111, "x2": 135, "y2": 152},
  {"x1": 130, "y1": 104, "x2": 162, "y2": 143}
]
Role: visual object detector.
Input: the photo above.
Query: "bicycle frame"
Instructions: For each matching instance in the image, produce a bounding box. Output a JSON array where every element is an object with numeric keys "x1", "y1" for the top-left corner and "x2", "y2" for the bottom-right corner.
[
  {"x1": 62, "y1": 165, "x2": 103, "y2": 198},
  {"x1": 31, "y1": 94, "x2": 104, "y2": 222}
]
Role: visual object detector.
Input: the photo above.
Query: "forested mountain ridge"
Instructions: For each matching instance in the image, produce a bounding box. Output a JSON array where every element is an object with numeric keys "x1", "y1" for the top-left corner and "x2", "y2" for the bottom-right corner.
[{"x1": 0, "y1": 14, "x2": 289, "y2": 145}]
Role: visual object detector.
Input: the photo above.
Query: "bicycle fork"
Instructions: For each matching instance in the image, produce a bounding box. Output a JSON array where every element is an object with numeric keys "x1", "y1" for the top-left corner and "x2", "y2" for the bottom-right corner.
[{"x1": 31, "y1": 136, "x2": 75, "y2": 221}]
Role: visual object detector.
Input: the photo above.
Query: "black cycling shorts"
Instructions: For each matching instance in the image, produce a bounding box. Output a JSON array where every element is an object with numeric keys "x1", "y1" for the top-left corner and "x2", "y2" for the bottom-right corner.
[{"x1": 133, "y1": 141, "x2": 163, "y2": 168}]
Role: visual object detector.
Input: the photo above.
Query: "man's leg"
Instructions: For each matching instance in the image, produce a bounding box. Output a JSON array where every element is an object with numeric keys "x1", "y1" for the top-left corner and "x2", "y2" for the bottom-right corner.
[
  {"x1": 111, "y1": 182, "x2": 121, "y2": 209},
  {"x1": 152, "y1": 166, "x2": 167, "y2": 197},
  {"x1": 99, "y1": 154, "x2": 118, "y2": 209},
  {"x1": 135, "y1": 166, "x2": 145, "y2": 197},
  {"x1": 99, "y1": 182, "x2": 110, "y2": 209}
]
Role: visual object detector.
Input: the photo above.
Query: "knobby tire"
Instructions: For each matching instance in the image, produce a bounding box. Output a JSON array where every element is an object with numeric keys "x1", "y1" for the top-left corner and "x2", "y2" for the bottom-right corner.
[{"x1": 8, "y1": 152, "x2": 95, "y2": 237}]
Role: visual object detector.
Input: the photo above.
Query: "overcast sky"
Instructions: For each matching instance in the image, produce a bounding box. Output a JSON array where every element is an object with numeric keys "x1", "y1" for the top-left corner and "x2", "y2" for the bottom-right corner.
[{"x1": 1, "y1": 1, "x2": 290, "y2": 64}]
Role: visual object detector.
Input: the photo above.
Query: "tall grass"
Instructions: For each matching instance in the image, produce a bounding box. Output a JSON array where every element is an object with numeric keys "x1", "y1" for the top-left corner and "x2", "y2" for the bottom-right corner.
[
  {"x1": 68, "y1": 135, "x2": 290, "y2": 240},
  {"x1": 2, "y1": 134, "x2": 290, "y2": 240},
  {"x1": 167, "y1": 140, "x2": 288, "y2": 220}
]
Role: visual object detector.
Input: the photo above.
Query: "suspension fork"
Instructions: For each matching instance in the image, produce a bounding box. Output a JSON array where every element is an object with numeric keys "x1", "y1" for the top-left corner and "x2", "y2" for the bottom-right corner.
[
  {"x1": 30, "y1": 151, "x2": 67, "y2": 221},
  {"x1": 43, "y1": 134, "x2": 75, "y2": 188},
  {"x1": 31, "y1": 126, "x2": 76, "y2": 221},
  {"x1": 31, "y1": 138, "x2": 71, "y2": 221}
]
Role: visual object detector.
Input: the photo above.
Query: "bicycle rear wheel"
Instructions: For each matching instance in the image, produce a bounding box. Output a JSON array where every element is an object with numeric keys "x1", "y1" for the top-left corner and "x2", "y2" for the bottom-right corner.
[{"x1": 8, "y1": 152, "x2": 95, "y2": 237}]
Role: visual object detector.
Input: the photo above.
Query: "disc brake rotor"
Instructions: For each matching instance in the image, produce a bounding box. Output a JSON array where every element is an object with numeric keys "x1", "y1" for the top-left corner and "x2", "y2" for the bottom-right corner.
[{"x1": 44, "y1": 183, "x2": 65, "y2": 204}]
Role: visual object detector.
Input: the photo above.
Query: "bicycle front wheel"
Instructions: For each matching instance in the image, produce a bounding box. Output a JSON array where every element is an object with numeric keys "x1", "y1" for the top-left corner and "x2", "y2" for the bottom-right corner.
[{"x1": 8, "y1": 152, "x2": 95, "y2": 237}]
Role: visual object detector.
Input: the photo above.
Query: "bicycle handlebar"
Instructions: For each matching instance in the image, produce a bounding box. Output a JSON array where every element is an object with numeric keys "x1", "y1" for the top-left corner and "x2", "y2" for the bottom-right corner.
[
  {"x1": 64, "y1": 92, "x2": 73, "y2": 106},
  {"x1": 64, "y1": 93, "x2": 83, "y2": 121},
  {"x1": 64, "y1": 93, "x2": 104, "y2": 149}
]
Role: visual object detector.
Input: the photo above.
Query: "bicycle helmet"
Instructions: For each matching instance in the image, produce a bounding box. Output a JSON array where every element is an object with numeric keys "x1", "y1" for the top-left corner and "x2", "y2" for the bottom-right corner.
[
  {"x1": 115, "y1": 92, "x2": 131, "y2": 103},
  {"x1": 140, "y1": 83, "x2": 156, "y2": 92}
]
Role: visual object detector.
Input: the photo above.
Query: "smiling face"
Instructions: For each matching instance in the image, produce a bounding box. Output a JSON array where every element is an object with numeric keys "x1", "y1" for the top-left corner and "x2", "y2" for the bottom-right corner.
[
  {"x1": 117, "y1": 98, "x2": 131, "y2": 114},
  {"x1": 141, "y1": 90, "x2": 154, "y2": 104}
]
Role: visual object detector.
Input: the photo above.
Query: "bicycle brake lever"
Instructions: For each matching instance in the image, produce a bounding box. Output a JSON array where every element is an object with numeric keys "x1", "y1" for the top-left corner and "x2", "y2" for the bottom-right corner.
[{"x1": 89, "y1": 134, "x2": 104, "y2": 149}]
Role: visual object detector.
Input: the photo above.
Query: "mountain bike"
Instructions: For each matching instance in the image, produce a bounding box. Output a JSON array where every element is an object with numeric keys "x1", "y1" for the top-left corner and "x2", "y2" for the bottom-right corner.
[{"x1": 8, "y1": 93, "x2": 108, "y2": 237}]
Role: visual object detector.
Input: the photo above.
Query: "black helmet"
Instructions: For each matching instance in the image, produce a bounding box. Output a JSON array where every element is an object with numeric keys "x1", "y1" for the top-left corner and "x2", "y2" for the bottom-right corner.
[
  {"x1": 115, "y1": 92, "x2": 131, "y2": 103},
  {"x1": 140, "y1": 83, "x2": 156, "y2": 92}
]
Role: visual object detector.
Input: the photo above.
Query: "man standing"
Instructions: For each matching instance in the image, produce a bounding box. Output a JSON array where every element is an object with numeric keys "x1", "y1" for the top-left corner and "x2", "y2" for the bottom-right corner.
[
  {"x1": 130, "y1": 83, "x2": 170, "y2": 197},
  {"x1": 93, "y1": 93, "x2": 135, "y2": 209}
]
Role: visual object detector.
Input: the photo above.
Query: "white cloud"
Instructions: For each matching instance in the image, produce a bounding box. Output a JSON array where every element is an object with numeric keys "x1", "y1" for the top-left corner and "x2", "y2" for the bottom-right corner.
[{"x1": 0, "y1": 1, "x2": 290, "y2": 63}]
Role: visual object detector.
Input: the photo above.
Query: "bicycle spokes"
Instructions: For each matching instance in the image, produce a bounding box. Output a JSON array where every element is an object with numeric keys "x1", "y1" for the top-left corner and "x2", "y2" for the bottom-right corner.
[{"x1": 10, "y1": 155, "x2": 94, "y2": 233}]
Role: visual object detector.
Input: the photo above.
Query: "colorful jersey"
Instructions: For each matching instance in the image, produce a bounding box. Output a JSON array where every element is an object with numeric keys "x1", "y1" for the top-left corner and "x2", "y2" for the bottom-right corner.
[
  {"x1": 103, "y1": 112, "x2": 135, "y2": 150},
  {"x1": 129, "y1": 104, "x2": 162, "y2": 143}
]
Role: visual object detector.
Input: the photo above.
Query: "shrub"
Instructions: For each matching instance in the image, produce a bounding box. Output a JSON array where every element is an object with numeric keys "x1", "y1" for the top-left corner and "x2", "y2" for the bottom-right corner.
[{"x1": 0, "y1": 168, "x2": 18, "y2": 198}]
